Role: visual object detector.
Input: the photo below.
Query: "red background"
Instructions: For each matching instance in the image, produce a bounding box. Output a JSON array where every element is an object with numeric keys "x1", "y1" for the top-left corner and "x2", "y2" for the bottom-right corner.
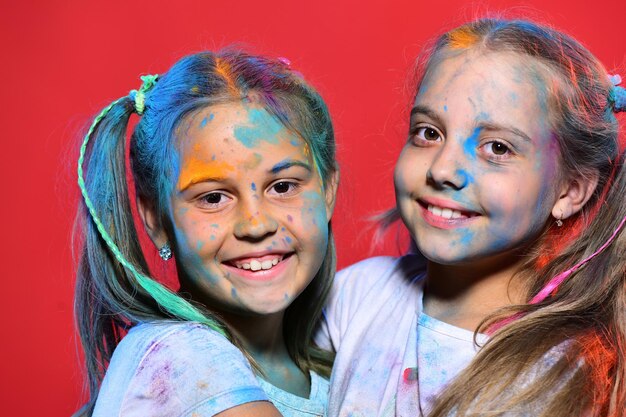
[{"x1": 1, "y1": 0, "x2": 624, "y2": 415}]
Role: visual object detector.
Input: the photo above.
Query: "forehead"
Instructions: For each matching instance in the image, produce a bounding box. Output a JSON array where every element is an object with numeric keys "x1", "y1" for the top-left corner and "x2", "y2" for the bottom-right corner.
[
  {"x1": 177, "y1": 102, "x2": 306, "y2": 154},
  {"x1": 416, "y1": 50, "x2": 552, "y2": 134}
]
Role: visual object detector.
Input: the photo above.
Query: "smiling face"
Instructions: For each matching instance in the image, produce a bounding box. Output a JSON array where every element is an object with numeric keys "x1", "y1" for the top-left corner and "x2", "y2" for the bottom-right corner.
[
  {"x1": 159, "y1": 102, "x2": 334, "y2": 316},
  {"x1": 395, "y1": 50, "x2": 565, "y2": 266}
]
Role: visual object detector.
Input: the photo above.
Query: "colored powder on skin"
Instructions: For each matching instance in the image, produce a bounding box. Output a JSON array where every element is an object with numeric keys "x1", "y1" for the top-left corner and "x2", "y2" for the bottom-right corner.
[
  {"x1": 287, "y1": 214, "x2": 293, "y2": 223},
  {"x1": 290, "y1": 139, "x2": 299, "y2": 147},
  {"x1": 231, "y1": 287, "x2": 238, "y2": 299},
  {"x1": 462, "y1": 127, "x2": 482, "y2": 160},
  {"x1": 243, "y1": 153, "x2": 263, "y2": 169},
  {"x1": 211, "y1": 224, "x2": 219, "y2": 228},
  {"x1": 443, "y1": 104, "x2": 448, "y2": 112},
  {"x1": 455, "y1": 168, "x2": 474, "y2": 185},
  {"x1": 210, "y1": 235, "x2": 216, "y2": 241},
  {"x1": 196, "y1": 241, "x2": 204, "y2": 250},
  {"x1": 251, "y1": 182, "x2": 256, "y2": 191},
  {"x1": 177, "y1": 159, "x2": 234, "y2": 191},
  {"x1": 233, "y1": 108, "x2": 284, "y2": 148},
  {"x1": 456, "y1": 229, "x2": 475, "y2": 247},
  {"x1": 280, "y1": 227, "x2": 285, "y2": 232},
  {"x1": 285, "y1": 236, "x2": 292, "y2": 244}
]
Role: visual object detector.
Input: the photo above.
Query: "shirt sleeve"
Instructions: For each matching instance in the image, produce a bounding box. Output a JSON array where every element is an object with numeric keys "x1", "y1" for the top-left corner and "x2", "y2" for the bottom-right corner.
[{"x1": 94, "y1": 322, "x2": 269, "y2": 417}]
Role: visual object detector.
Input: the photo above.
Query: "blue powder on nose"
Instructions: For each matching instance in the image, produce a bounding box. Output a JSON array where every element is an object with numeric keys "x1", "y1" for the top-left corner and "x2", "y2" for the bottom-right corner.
[
  {"x1": 251, "y1": 182, "x2": 256, "y2": 191},
  {"x1": 285, "y1": 236, "x2": 292, "y2": 243},
  {"x1": 463, "y1": 127, "x2": 482, "y2": 160}
]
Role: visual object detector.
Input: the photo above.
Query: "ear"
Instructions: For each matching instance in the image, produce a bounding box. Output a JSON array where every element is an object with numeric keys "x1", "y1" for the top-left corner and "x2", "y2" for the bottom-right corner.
[
  {"x1": 324, "y1": 169, "x2": 340, "y2": 220},
  {"x1": 137, "y1": 196, "x2": 169, "y2": 249},
  {"x1": 551, "y1": 170, "x2": 599, "y2": 220}
]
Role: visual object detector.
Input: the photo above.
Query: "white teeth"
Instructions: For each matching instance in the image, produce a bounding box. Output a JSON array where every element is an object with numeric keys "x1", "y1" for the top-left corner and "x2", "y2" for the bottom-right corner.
[
  {"x1": 429, "y1": 205, "x2": 443, "y2": 217},
  {"x1": 428, "y1": 204, "x2": 465, "y2": 219},
  {"x1": 232, "y1": 256, "x2": 283, "y2": 271},
  {"x1": 250, "y1": 260, "x2": 262, "y2": 271}
]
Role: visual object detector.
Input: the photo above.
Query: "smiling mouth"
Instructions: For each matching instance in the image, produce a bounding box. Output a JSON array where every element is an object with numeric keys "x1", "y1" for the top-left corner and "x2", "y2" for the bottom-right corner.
[
  {"x1": 418, "y1": 200, "x2": 480, "y2": 220},
  {"x1": 225, "y1": 254, "x2": 292, "y2": 272}
]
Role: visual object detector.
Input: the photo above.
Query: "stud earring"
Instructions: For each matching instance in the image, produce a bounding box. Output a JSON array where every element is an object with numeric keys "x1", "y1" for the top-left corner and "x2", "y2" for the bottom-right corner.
[{"x1": 158, "y1": 243, "x2": 172, "y2": 261}]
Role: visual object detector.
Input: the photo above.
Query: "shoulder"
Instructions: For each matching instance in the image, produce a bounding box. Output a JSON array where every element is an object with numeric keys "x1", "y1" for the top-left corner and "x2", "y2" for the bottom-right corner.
[
  {"x1": 334, "y1": 255, "x2": 426, "y2": 301},
  {"x1": 316, "y1": 255, "x2": 425, "y2": 351},
  {"x1": 93, "y1": 321, "x2": 267, "y2": 417}
]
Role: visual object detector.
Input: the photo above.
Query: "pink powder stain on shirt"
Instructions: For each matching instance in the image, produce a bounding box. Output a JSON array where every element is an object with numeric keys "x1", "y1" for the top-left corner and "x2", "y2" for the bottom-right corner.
[{"x1": 403, "y1": 367, "x2": 418, "y2": 383}]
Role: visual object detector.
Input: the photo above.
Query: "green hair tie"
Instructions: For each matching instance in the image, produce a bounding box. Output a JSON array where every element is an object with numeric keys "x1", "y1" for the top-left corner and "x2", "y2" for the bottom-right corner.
[
  {"x1": 129, "y1": 74, "x2": 159, "y2": 115},
  {"x1": 77, "y1": 78, "x2": 227, "y2": 338}
]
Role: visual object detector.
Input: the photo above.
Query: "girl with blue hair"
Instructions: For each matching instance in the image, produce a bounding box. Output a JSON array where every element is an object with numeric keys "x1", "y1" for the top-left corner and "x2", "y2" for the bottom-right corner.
[{"x1": 74, "y1": 50, "x2": 338, "y2": 417}]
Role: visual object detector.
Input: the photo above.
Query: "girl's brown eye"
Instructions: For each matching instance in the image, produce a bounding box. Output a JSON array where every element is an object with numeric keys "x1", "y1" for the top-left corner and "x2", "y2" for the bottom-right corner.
[
  {"x1": 424, "y1": 128, "x2": 440, "y2": 141},
  {"x1": 490, "y1": 142, "x2": 510, "y2": 155}
]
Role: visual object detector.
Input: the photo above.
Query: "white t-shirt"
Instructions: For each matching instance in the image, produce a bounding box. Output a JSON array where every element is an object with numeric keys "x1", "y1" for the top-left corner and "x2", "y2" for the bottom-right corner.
[
  {"x1": 93, "y1": 321, "x2": 329, "y2": 417},
  {"x1": 315, "y1": 256, "x2": 484, "y2": 417}
]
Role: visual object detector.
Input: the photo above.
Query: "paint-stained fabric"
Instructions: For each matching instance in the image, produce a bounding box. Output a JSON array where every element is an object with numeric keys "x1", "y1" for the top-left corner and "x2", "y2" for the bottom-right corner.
[
  {"x1": 92, "y1": 321, "x2": 268, "y2": 417},
  {"x1": 257, "y1": 370, "x2": 329, "y2": 417},
  {"x1": 315, "y1": 256, "x2": 483, "y2": 417},
  {"x1": 316, "y1": 256, "x2": 424, "y2": 416},
  {"x1": 316, "y1": 256, "x2": 576, "y2": 417}
]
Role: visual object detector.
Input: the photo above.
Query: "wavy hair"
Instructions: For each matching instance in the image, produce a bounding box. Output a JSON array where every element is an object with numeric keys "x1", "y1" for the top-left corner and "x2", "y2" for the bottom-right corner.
[{"x1": 407, "y1": 19, "x2": 626, "y2": 417}]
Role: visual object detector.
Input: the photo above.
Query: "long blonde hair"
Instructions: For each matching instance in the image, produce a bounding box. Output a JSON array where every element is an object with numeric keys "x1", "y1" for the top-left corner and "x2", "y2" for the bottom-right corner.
[{"x1": 413, "y1": 19, "x2": 626, "y2": 417}]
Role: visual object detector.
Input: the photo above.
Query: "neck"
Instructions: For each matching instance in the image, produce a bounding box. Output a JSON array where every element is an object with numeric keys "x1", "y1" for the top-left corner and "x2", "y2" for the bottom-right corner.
[
  {"x1": 221, "y1": 310, "x2": 287, "y2": 358},
  {"x1": 423, "y1": 252, "x2": 527, "y2": 331}
]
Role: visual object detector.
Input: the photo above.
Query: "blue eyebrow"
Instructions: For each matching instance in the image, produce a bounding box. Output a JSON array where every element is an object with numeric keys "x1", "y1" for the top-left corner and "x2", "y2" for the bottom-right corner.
[{"x1": 269, "y1": 159, "x2": 311, "y2": 174}]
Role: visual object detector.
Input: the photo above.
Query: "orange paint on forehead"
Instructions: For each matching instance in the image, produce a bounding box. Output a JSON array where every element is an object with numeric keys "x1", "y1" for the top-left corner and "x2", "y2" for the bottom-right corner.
[
  {"x1": 177, "y1": 157, "x2": 235, "y2": 191},
  {"x1": 448, "y1": 27, "x2": 480, "y2": 49}
]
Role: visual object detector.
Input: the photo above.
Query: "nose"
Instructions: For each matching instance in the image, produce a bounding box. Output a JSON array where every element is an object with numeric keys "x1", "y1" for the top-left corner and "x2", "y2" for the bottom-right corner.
[
  {"x1": 426, "y1": 141, "x2": 470, "y2": 190},
  {"x1": 233, "y1": 199, "x2": 279, "y2": 240}
]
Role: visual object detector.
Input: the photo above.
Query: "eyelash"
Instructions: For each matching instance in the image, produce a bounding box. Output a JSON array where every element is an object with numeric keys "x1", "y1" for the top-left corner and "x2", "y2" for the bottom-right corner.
[
  {"x1": 197, "y1": 192, "x2": 231, "y2": 209},
  {"x1": 411, "y1": 124, "x2": 515, "y2": 161},
  {"x1": 411, "y1": 125, "x2": 443, "y2": 145},
  {"x1": 195, "y1": 180, "x2": 301, "y2": 209},
  {"x1": 268, "y1": 180, "x2": 301, "y2": 197}
]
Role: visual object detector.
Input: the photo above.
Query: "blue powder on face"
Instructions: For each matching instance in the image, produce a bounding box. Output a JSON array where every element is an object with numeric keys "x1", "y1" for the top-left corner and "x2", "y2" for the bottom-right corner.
[
  {"x1": 211, "y1": 223, "x2": 219, "y2": 228},
  {"x1": 210, "y1": 235, "x2": 216, "y2": 241},
  {"x1": 462, "y1": 127, "x2": 482, "y2": 160},
  {"x1": 233, "y1": 108, "x2": 283, "y2": 148},
  {"x1": 199, "y1": 114, "x2": 214, "y2": 128},
  {"x1": 285, "y1": 236, "x2": 292, "y2": 244},
  {"x1": 251, "y1": 182, "x2": 256, "y2": 191},
  {"x1": 443, "y1": 104, "x2": 448, "y2": 112},
  {"x1": 455, "y1": 168, "x2": 474, "y2": 186},
  {"x1": 456, "y1": 229, "x2": 475, "y2": 247},
  {"x1": 196, "y1": 241, "x2": 204, "y2": 250}
]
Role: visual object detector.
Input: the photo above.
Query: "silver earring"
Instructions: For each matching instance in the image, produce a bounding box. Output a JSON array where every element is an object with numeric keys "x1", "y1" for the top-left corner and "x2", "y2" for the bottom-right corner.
[
  {"x1": 555, "y1": 216, "x2": 563, "y2": 227},
  {"x1": 159, "y1": 243, "x2": 172, "y2": 261}
]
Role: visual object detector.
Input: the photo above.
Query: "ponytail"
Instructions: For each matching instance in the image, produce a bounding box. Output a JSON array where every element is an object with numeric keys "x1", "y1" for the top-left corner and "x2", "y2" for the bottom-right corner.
[{"x1": 74, "y1": 78, "x2": 227, "y2": 415}]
